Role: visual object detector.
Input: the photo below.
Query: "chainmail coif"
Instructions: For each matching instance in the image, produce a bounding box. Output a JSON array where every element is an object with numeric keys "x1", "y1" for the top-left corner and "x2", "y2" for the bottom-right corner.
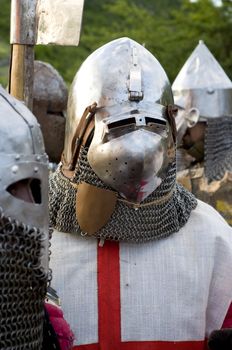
[
  {"x1": 49, "y1": 146, "x2": 197, "y2": 243},
  {"x1": 205, "y1": 117, "x2": 232, "y2": 182},
  {"x1": 0, "y1": 207, "x2": 51, "y2": 350}
]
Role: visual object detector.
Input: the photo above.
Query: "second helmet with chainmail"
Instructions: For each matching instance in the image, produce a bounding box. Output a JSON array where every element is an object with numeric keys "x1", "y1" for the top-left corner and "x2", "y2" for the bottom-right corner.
[
  {"x1": 173, "y1": 40, "x2": 232, "y2": 182},
  {"x1": 0, "y1": 85, "x2": 50, "y2": 349},
  {"x1": 49, "y1": 37, "x2": 196, "y2": 243}
]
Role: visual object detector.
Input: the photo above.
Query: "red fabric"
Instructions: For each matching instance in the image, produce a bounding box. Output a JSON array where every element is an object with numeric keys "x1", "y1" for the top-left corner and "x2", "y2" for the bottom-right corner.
[
  {"x1": 222, "y1": 302, "x2": 232, "y2": 328},
  {"x1": 45, "y1": 303, "x2": 75, "y2": 350},
  {"x1": 97, "y1": 240, "x2": 121, "y2": 350}
]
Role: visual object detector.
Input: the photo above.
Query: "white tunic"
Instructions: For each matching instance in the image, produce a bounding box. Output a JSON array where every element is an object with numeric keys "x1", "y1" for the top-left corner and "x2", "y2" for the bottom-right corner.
[{"x1": 50, "y1": 200, "x2": 232, "y2": 349}]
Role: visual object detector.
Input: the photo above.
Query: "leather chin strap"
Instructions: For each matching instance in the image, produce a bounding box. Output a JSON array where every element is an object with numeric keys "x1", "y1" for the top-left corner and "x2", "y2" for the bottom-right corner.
[
  {"x1": 167, "y1": 104, "x2": 178, "y2": 144},
  {"x1": 61, "y1": 102, "x2": 97, "y2": 179}
]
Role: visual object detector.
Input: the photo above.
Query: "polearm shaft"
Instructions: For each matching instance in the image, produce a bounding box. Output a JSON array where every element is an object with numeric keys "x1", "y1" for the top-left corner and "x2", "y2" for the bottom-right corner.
[
  {"x1": 9, "y1": 44, "x2": 34, "y2": 110},
  {"x1": 9, "y1": 0, "x2": 37, "y2": 110}
]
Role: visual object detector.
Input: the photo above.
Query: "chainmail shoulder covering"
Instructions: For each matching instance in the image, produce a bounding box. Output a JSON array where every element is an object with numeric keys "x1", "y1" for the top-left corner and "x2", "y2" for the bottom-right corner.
[
  {"x1": 49, "y1": 147, "x2": 197, "y2": 243},
  {"x1": 205, "y1": 117, "x2": 232, "y2": 182},
  {"x1": 0, "y1": 207, "x2": 51, "y2": 350}
]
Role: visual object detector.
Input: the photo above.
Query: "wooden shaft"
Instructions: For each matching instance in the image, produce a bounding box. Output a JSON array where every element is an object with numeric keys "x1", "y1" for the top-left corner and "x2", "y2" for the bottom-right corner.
[{"x1": 9, "y1": 43, "x2": 34, "y2": 110}]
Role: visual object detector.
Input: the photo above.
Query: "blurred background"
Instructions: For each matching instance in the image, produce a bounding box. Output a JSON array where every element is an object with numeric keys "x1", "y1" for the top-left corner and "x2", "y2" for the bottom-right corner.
[{"x1": 0, "y1": 0, "x2": 231, "y2": 88}]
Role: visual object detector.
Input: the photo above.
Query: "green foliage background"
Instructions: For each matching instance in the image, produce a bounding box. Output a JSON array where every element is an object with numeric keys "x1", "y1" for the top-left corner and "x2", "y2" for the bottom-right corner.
[{"x1": 0, "y1": 0, "x2": 231, "y2": 88}]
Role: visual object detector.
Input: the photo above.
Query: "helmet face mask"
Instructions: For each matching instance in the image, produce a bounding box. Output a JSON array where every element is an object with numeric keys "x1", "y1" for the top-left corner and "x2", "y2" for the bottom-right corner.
[
  {"x1": 88, "y1": 102, "x2": 175, "y2": 203},
  {"x1": 0, "y1": 145, "x2": 49, "y2": 236},
  {"x1": 0, "y1": 87, "x2": 49, "y2": 232}
]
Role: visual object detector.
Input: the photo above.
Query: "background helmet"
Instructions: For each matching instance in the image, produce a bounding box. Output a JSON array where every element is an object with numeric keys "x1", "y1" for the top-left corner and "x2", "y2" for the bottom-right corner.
[
  {"x1": 172, "y1": 40, "x2": 232, "y2": 181},
  {"x1": 172, "y1": 40, "x2": 232, "y2": 121},
  {"x1": 33, "y1": 60, "x2": 68, "y2": 163}
]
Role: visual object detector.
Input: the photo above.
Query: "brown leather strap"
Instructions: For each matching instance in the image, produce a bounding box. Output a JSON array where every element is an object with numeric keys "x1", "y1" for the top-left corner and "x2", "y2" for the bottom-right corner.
[
  {"x1": 69, "y1": 102, "x2": 97, "y2": 171},
  {"x1": 61, "y1": 117, "x2": 95, "y2": 177},
  {"x1": 167, "y1": 104, "x2": 178, "y2": 143},
  {"x1": 61, "y1": 103, "x2": 97, "y2": 178}
]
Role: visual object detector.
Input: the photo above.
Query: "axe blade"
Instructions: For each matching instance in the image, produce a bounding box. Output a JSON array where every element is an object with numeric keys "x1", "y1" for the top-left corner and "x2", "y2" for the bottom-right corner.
[{"x1": 10, "y1": 0, "x2": 85, "y2": 46}]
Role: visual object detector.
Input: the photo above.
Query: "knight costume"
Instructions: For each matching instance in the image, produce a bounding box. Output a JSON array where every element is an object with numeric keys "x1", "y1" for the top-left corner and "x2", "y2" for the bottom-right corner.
[
  {"x1": 173, "y1": 40, "x2": 232, "y2": 225},
  {"x1": 49, "y1": 38, "x2": 232, "y2": 349},
  {"x1": 0, "y1": 85, "x2": 50, "y2": 349}
]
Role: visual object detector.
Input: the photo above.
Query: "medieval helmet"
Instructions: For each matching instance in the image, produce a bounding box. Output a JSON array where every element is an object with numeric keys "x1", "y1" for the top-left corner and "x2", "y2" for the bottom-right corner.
[
  {"x1": 49, "y1": 37, "x2": 196, "y2": 243},
  {"x1": 172, "y1": 40, "x2": 232, "y2": 181},
  {"x1": 33, "y1": 60, "x2": 68, "y2": 163},
  {"x1": 63, "y1": 37, "x2": 176, "y2": 203},
  {"x1": 0, "y1": 85, "x2": 49, "y2": 349}
]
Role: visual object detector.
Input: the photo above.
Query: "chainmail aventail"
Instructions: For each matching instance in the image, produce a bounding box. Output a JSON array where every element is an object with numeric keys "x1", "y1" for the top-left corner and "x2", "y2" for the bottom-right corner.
[
  {"x1": 49, "y1": 146, "x2": 197, "y2": 243},
  {"x1": 205, "y1": 117, "x2": 232, "y2": 182},
  {"x1": 0, "y1": 207, "x2": 51, "y2": 350}
]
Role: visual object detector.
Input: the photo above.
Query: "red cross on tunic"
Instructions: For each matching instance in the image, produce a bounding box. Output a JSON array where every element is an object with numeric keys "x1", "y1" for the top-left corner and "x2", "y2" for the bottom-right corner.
[{"x1": 73, "y1": 241, "x2": 207, "y2": 350}]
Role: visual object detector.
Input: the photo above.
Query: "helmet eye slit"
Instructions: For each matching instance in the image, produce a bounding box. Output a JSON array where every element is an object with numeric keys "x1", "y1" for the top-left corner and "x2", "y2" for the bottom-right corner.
[
  {"x1": 7, "y1": 179, "x2": 42, "y2": 204},
  {"x1": 145, "y1": 117, "x2": 166, "y2": 126},
  {"x1": 103, "y1": 115, "x2": 168, "y2": 142},
  {"x1": 107, "y1": 117, "x2": 136, "y2": 130},
  {"x1": 106, "y1": 116, "x2": 166, "y2": 131}
]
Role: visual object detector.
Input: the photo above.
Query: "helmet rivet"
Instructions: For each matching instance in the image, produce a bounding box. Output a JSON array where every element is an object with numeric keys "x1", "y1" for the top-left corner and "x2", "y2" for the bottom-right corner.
[
  {"x1": 34, "y1": 167, "x2": 39, "y2": 173},
  {"x1": 11, "y1": 165, "x2": 19, "y2": 174},
  {"x1": 36, "y1": 155, "x2": 41, "y2": 161},
  {"x1": 15, "y1": 154, "x2": 20, "y2": 161},
  {"x1": 207, "y1": 88, "x2": 214, "y2": 94}
]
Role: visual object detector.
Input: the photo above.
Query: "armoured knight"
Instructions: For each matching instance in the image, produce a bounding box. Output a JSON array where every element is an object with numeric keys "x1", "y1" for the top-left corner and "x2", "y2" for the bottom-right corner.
[
  {"x1": 173, "y1": 40, "x2": 232, "y2": 224},
  {"x1": 49, "y1": 38, "x2": 232, "y2": 349},
  {"x1": 0, "y1": 85, "x2": 50, "y2": 349},
  {"x1": 0, "y1": 85, "x2": 74, "y2": 350}
]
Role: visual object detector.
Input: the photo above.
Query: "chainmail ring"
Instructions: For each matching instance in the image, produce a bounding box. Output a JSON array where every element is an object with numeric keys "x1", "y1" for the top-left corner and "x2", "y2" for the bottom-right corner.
[
  {"x1": 0, "y1": 207, "x2": 50, "y2": 350},
  {"x1": 205, "y1": 117, "x2": 232, "y2": 182}
]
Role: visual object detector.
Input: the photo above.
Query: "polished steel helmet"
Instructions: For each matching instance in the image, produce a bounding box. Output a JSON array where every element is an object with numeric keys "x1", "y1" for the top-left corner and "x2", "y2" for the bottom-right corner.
[
  {"x1": 0, "y1": 85, "x2": 49, "y2": 267},
  {"x1": 172, "y1": 40, "x2": 232, "y2": 124},
  {"x1": 64, "y1": 37, "x2": 176, "y2": 203},
  {"x1": 50, "y1": 38, "x2": 197, "y2": 242},
  {"x1": 172, "y1": 41, "x2": 232, "y2": 181}
]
